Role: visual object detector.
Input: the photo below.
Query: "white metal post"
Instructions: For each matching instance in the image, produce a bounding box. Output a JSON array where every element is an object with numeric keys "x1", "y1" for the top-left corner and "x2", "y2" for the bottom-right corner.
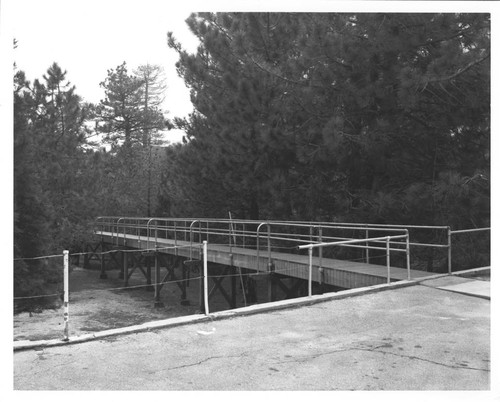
[
  {"x1": 308, "y1": 247, "x2": 313, "y2": 297},
  {"x1": 203, "y1": 241, "x2": 209, "y2": 315},
  {"x1": 447, "y1": 227, "x2": 452, "y2": 274},
  {"x1": 365, "y1": 228, "x2": 370, "y2": 263},
  {"x1": 406, "y1": 233, "x2": 411, "y2": 280},
  {"x1": 318, "y1": 227, "x2": 323, "y2": 271},
  {"x1": 267, "y1": 224, "x2": 271, "y2": 269},
  {"x1": 386, "y1": 237, "x2": 390, "y2": 284},
  {"x1": 63, "y1": 250, "x2": 69, "y2": 341}
]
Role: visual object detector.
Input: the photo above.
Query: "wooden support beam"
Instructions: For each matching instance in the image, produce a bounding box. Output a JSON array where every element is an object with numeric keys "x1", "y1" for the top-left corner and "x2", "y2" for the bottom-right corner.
[
  {"x1": 84, "y1": 242, "x2": 101, "y2": 269},
  {"x1": 107, "y1": 248, "x2": 122, "y2": 270},
  {"x1": 146, "y1": 255, "x2": 152, "y2": 291},
  {"x1": 267, "y1": 262, "x2": 276, "y2": 302},
  {"x1": 207, "y1": 265, "x2": 233, "y2": 307},
  {"x1": 199, "y1": 263, "x2": 205, "y2": 312},
  {"x1": 123, "y1": 250, "x2": 128, "y2": 286},
  {"x1": 180, "y1": 257, "x2": 190, "y2": 305},
  {"x1": 99, "y1": 241, "x2": 107, "y2": 279},
  {"x1": 274, "y1": 275, "x2": 308, "y2": 299},
  {"x1": 124, "y1": 252, "x2": 150, "y2": 285},
  {"x1": 231, "y1": 266, "x2": 237, "y2": 309},
  {"x1": 118, "y1": 250, "x2": 124, "y2": 279},
  {"x1": 154, "y1": 251, "x2": 164, "y2": 308},
  {"x1": 318, "y1": 267, "x2": 326, "y2": 294},
  {"x1": 244, "y1": 274, "x2": 257, "y2": 304}
]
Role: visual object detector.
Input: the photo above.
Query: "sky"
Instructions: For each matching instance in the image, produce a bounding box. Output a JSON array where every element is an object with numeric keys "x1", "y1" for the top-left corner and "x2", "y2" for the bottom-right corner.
[{"x1": 9, "y1": 0, "x2": 202, "y2": 143}]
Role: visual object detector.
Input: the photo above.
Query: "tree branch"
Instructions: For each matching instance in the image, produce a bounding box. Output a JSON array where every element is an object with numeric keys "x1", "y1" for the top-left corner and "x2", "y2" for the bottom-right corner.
[{"x1": 423, "y1": 53, "x2": 489, "y2": 84}]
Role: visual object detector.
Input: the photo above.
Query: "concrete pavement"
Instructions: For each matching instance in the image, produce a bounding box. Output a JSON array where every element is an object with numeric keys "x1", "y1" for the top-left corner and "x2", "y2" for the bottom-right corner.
[
  {"x1": 420, "y1": 275, "x2": 491, "y2": 299},
  {"x1": 13, "y1": 275, "x2": 490, "y2": 391}
]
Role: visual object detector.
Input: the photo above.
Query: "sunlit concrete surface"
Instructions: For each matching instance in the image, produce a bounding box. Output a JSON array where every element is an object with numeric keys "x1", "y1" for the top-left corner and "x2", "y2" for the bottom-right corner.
[
  {"x1": 14, "y1": 281, "x2": 489, "y2": 391},
  {"x1": 420, "y1": 276, "x2": 490, "y2": 299}
]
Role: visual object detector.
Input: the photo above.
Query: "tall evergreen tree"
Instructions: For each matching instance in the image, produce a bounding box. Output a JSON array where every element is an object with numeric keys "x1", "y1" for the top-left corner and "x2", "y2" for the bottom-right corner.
[
  {"x1": 92, "y1": 62, "x2": 168, "y2": 216},
  {"x1": 95, "y1": 62, "x2": 145, "y2": 148},
  {"x1": 14, "y1": 63, "x2": 92, "y2": 305},
  {"x1": 134, "y1": 63, "x2": 167, "y2": 147},
  {"x1": 166, "y1": 13, "x2": 489, "y2": 228},
  {"x1": 134, "y1": 64, "x2": 168, "y2": 215}
]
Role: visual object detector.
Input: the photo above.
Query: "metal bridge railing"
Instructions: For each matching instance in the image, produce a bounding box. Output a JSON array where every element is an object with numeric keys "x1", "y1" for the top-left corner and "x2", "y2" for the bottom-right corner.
[
  {"x1": 92, "y1": 217, "x2": 421, "y2": 260},
  {"x1": 299, "y1": 234, "x2": 410, "y2": 296},
  {"x1": 448, "y1": 227, "x2": 490, "y2": 273},
  {"x1": 94, "y1": 217, "x2": 490, "y2": 274}
]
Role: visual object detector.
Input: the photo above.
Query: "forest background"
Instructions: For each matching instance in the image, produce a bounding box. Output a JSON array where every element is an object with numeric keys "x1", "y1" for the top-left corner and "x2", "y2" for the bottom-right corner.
[{"x1": 12, "y1": 13, "x2": 490, "y2": 303}]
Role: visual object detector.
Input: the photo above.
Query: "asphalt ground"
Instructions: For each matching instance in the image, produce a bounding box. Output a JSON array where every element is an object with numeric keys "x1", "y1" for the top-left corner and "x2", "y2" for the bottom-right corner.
[{"x1": 13, "y1": 275, "x2": 491, "y2": 392}]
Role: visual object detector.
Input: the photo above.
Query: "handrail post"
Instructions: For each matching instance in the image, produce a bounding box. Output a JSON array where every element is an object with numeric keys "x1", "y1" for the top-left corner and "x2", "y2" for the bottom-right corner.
[
  {"x1": 308, "y1": 246, "x2": 313, "y2": 297},
  {"x1": 386, "y1": 237, "x2": 391, "y2": 284},
  {"x1": 137, "y1": 218, "x2": 141, "y2": 248},
  {"x1": 174, "y1": 221, "x2": 178, "y2": 256},
  {"x1": 447, "y1": 226, "x2": 452, "y2": 274},
  {"x1": 146, "y1": 218, "x2": 155, "y2": 251},
  {"x1": 203, "y1": 240, "x2": 209, "y2": 315},
  {"x1": 189, "y1": 220, "x2": 200, "y2": 261},
  {"x1": 406, "y1": 231, "x2": 411, "y2": 280},
  {"x1": 62, "y1": 250, "x2": 69, "y2": 341},
  {"x1": 117, "y1": 217, "x2": 124, "y2": 246},
  {"x1": 256, "y1": 222, "x2": 267, "y2": 271},
  {"x1": 111, "y1": 218, "x2": 115, "y2": 244},
  {"x1": 267, "y1": 223, "x2": 272, "y2": 270},
  {"x1": 256, "y1": 227, "x2": 260, "y2": 269},
  {"x1": 318, "y1": 227, "x2": 323, "y2": 269},
  {"x1": 365, "y1": 228, "x2": 370, "y2": 263}
]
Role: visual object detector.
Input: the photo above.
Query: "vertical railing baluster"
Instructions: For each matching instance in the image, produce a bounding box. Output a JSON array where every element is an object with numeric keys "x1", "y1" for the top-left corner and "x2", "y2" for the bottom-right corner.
[{"x1": 386, "y1": 237, "x2": 391, "y2": 284}]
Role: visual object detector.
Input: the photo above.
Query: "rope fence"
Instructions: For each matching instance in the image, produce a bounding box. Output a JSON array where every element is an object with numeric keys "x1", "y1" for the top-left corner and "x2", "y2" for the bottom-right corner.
[
  {"x1": 11, "y1": 238, "x2": 403, "y2": 301},
  {"x1": 14, "y1": 226, "x2": 490, "y2": 342}
]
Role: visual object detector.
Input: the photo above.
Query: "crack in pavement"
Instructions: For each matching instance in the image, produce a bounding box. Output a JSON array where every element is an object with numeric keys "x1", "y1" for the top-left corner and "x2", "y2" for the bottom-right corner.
[
  {"x1": 162, "y1": 353, "x2": 248, "y2": 372},
  {"x1": 365, "y1": 345, "x2": 490, "y2": 372},
  {"x1": 273, "y1": 344, "x2": 489, "y2": 372}
]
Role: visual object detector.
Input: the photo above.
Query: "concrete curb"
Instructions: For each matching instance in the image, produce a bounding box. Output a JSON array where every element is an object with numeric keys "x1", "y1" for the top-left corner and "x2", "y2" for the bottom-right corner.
[
  {"x1": 16, "y1": 268, "x2": 490, "y2": 352},
  {"x1": 451, "y1": 266, "x2": 490, "y2": 277},
  {"x1": 14, "y1": 278, "x2": 418, "y2": 352}
]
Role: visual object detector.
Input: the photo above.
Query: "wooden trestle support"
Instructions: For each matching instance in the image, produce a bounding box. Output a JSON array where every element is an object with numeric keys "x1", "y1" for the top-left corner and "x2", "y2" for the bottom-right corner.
[{"x1": 90, "y1": 242, "x2": 336, "y2": 311}]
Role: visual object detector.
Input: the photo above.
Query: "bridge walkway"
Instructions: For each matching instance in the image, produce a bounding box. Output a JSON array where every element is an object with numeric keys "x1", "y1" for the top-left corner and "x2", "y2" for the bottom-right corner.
[{"x1": 97, "y1": 231, "x2": 431, "y2": 289}]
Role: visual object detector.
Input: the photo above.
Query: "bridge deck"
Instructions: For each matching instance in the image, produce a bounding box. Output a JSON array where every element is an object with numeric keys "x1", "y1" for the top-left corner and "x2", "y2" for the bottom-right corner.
[{"x1": 97, "y1": 231, "x2": 431, "y2": 289}]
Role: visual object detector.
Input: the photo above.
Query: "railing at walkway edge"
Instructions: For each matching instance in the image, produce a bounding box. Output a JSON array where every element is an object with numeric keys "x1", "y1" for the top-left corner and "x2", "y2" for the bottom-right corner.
[
  {"x1": 94, "y1": 217, "x2": 412, "y2": 269},
  {"x1": 298, "y1": 234, "x2": 410, "y2": 296},
  {"x1": 93, "y1": 217, "x2": 490, "y2": 273},
  {"x1": 16, "y1": 219, "x2": 487, "y2": 342},
  {"x1": 448, "y1": 227, "x2": 491, "y2": 274}
]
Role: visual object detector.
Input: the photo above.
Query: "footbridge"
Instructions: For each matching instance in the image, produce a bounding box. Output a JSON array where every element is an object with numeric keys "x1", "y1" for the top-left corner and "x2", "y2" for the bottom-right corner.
[{"x1": 89, "y1": 217, "x2": 475, "y2": 310}]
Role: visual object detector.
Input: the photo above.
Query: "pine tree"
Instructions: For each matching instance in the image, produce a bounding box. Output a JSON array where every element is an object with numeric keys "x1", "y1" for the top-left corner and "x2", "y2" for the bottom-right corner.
[
  {"x1": 165, "y1": 12, "x2": 489, "y2": 232},
  {"x1": 14, "y1": 63, "x2": 97, "y2": 308},
  {"x1": 95, "y1": 62, "x2": 145, "y2": 148}
]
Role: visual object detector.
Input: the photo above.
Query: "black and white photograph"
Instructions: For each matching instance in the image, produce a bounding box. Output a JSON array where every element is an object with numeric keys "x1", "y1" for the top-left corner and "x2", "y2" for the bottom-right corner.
[{"x1": 3, "y1": 0, "x2": 497, "y2": 397}]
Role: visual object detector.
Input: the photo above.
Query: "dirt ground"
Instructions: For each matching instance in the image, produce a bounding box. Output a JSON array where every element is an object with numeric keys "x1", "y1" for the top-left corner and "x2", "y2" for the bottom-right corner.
[
  {"x1": 13, "y1": 261, "x2": 295, "y2": 342},
  {"x1": 13, "y1": 265, "x2": 204, "y2": 342}
]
